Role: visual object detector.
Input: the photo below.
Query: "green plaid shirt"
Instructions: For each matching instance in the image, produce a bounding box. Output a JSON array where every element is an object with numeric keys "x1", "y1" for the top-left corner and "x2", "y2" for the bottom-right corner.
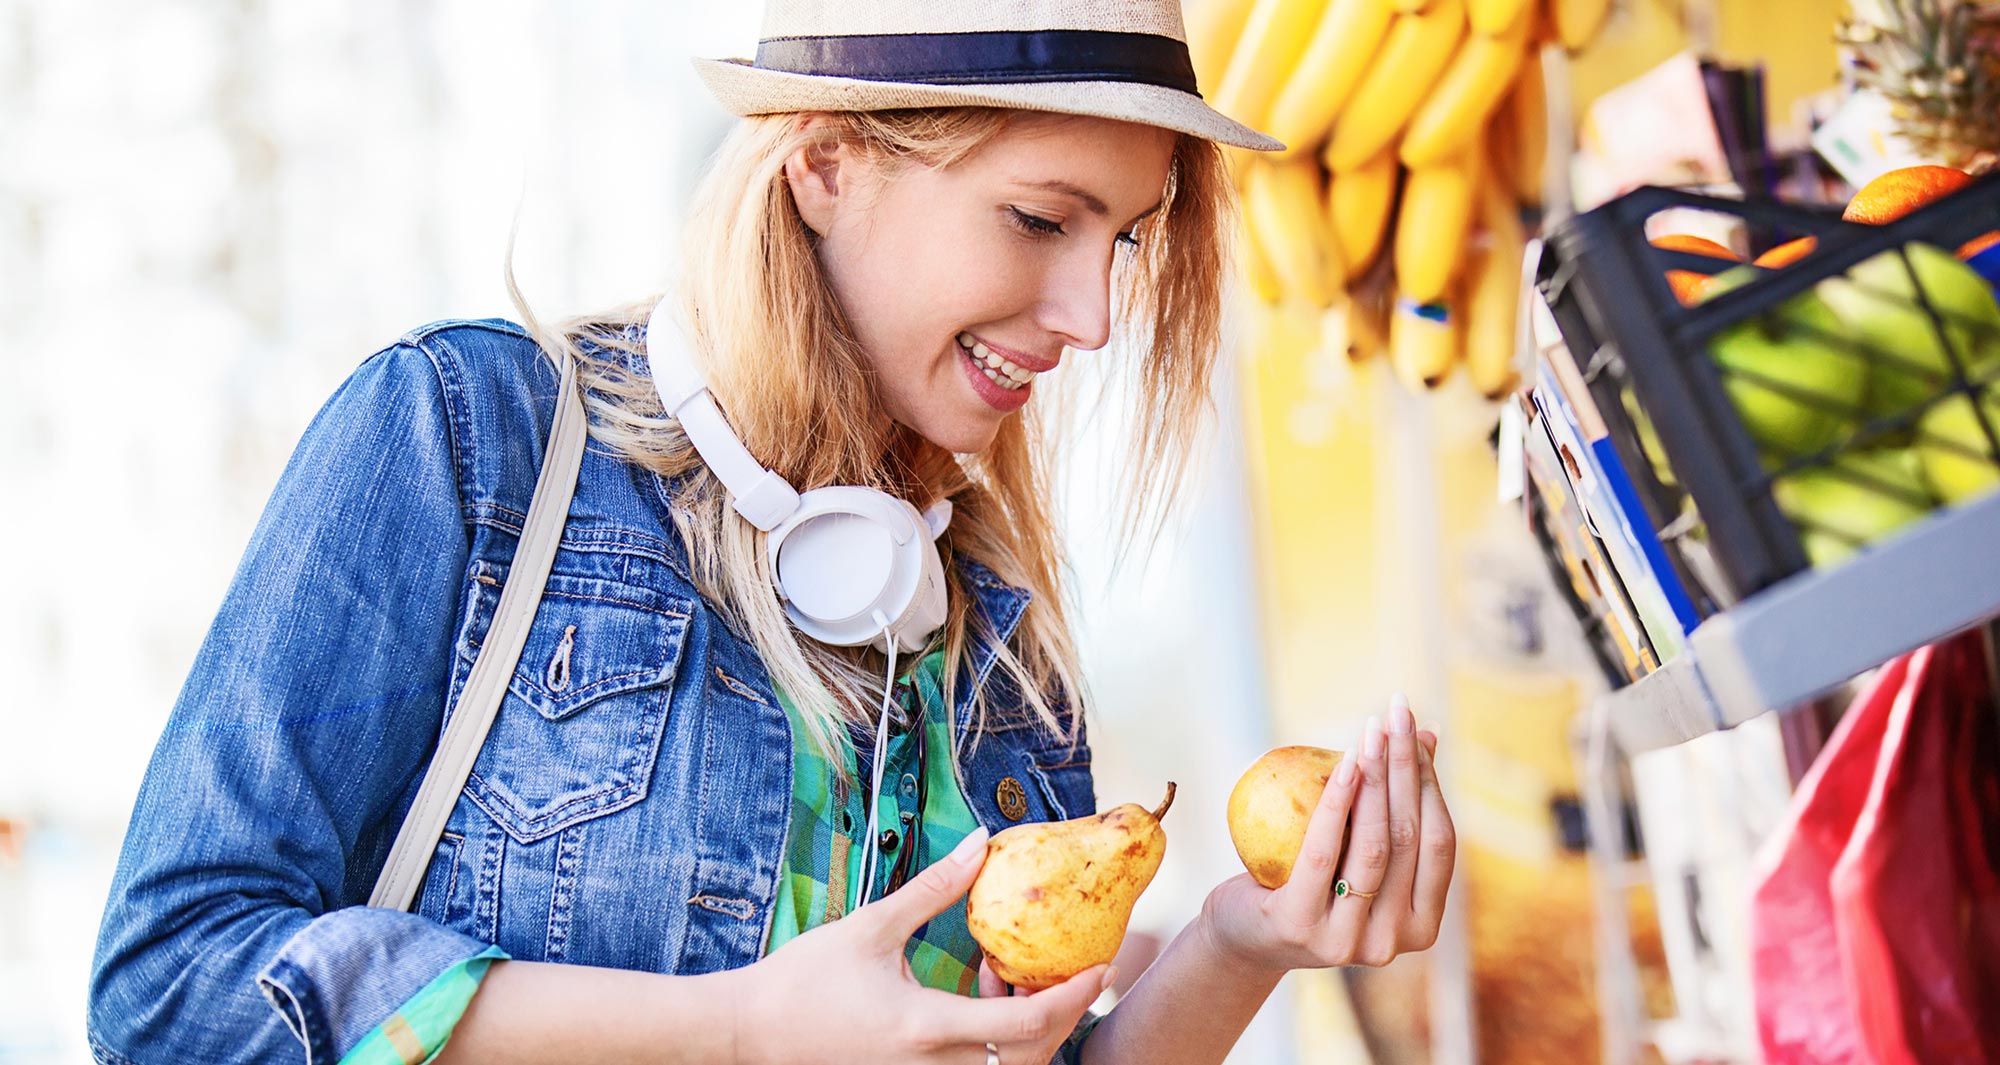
[{"x1": 764, "y1": 648, "x2": 986, "y2": 995}]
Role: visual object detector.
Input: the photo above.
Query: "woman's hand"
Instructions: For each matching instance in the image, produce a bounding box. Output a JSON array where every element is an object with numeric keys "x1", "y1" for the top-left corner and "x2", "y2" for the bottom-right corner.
[
  {"x1": 1197, "y1": 696, "x2": 1456, "y2": 974},
  {"x1": 731, "y1": 827, "x2": 1111, "y2": 1065}
]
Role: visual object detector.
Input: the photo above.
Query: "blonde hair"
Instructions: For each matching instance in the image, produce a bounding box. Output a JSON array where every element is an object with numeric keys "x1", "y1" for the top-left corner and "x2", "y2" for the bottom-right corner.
[{"x1": 508, "y1": 108, "x2": 1232, "y2": 778}]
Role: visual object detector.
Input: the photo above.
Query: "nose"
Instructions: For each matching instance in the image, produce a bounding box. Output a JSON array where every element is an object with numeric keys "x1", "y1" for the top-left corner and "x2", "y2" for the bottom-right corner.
[{"x1": 1035, "y1": 243, "x2": 1116, "y2": 353}]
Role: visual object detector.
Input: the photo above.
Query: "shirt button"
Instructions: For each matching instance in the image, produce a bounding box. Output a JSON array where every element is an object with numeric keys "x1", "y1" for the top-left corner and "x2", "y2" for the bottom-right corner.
[{"x1": 878, "y1": 828, "x2": 900, "y2": 853}]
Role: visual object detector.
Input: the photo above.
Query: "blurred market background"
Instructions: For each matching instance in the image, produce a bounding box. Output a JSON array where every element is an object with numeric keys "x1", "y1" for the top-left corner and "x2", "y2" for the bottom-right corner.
[{"x1": 6, "y1": 0, "x2": 2000, "y2": 1062}]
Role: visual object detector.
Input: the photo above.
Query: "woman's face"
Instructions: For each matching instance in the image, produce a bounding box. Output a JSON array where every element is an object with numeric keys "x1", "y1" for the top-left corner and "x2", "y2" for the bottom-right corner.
[{"x1": 787, "y1": 114, "x2": 1177, "y2": 454}]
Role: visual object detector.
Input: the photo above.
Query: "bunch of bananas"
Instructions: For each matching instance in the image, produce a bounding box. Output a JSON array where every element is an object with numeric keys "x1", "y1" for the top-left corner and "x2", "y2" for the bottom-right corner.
[{"x1": 1192, "y1": 0, "x2": 1612, "y2": 398}]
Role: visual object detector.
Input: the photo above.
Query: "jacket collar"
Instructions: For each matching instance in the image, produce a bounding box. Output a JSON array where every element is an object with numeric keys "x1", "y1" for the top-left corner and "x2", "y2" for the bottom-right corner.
[
  {"x1": 950, "y1": 553, "x2": 1034, "y2": 747},
  {"x1": 953, "y1": 553, "x2": 1032, "y2": 679}
]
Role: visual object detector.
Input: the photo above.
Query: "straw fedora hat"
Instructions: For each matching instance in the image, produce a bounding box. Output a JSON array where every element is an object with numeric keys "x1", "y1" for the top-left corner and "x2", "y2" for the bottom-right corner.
[{"x1": 694, "y1": 0, "x2": 1284, "y2": 152}]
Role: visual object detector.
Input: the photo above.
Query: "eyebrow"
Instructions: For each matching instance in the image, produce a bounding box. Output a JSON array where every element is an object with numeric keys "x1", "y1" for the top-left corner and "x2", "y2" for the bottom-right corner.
[{"x1": 1017, "y1": 179, "x2": 1165, "y2": 224}]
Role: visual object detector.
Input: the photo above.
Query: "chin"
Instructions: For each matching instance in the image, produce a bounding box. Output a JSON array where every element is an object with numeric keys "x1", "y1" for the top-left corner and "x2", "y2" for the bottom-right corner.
[{"x1": 918, "y1": 419, "x2": 1002, "y2": 455}]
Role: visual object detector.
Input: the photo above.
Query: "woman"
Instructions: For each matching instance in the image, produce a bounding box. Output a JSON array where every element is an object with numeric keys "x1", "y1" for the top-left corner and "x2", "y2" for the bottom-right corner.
[{"x1": 88, "y1": 1, "x2": 1456, "y2": 1062}]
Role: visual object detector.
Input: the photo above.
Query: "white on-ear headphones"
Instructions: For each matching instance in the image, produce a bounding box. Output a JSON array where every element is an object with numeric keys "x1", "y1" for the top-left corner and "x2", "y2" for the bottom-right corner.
[{"x1": 644, "y1": 297, "x2": 952, "y2": 655}]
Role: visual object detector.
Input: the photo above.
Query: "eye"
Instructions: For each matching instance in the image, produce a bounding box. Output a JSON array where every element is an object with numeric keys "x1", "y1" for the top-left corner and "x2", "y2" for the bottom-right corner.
[
  {"x1": 1007, "y1": 206, "x2": 1065, "y2": 238},
  {"x1": 1010, "y1": 206, "x2": 1140, "y2": 249}
]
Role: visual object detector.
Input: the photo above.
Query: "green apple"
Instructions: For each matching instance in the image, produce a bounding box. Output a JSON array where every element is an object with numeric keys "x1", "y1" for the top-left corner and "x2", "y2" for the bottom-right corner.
[
  {"x1": 1816, "y1": 242, "x2": 2000, "y2": 420},
  {"x1": 1915, "y1": 390, "x2": 2000, "y2": 504},
  {"x1": 1799, "y1": 529, "x2": 1871, "y2": 568},
  {"x1": 1704, "y1": 267, "x2": 1868, "y2": 459},
  {"x1": 1772, "y1": 447, "x2": 1936, "y2": 567}
]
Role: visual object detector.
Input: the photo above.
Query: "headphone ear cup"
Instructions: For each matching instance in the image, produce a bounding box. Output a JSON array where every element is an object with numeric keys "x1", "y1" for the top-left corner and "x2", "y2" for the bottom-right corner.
[
  {"x1": 766, "y1": 487, "x2": 947, "y2": 651},
  {"x1": 772, "y1": 510, "x2": 901, "y2": 626}
]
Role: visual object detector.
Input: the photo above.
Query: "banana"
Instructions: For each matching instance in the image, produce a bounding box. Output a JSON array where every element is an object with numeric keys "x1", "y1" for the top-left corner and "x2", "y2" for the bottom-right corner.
[
  {"x1": 1326, "y1": 147, "x2": 1399, "y2": 277},
  {"x1": 1502, "y1": 50, "x2": 1547, "y2": 205},
  {"x1": 1393, "y1": 0, "x2": 1435, "y2": 11},
  {"x1": 1245, "y1": 159, "x2": 1342, "y2": 307},
  {"x1": 1239, "y1": 208, "x2": 1287, "y2": 304},
  {"x1": 1186, "y1": 0, "x2": 1260, "y2": 96},
  {"x1": 1390, "y1": 294, "x2": 1459, "y2": 390},
  {"x1": 1551, "y1": 0, "x2": 1611, "y2": 51},
  {"x1": 1214, "y1": 0, "x2": 1330, "y2": 135},
  {"x1": 1264, "y1": 0, "x2": 1397, "y2": 159},
  {"x1": 1464, "y1": 176, "x2": 1527, "y2": 399},
  {"x1": 1393, "y1": 148, "x2": 1478, "y2": 303},
  {"x1": 1399, "y1": 11, "x2": 1532, "y2": 169},
  {"x1": 1468, "y1": 0, "x2": 1532, "y2": 34},
  {"x1": 1322, "y1": 0, "x2": 1468, "y2": 173}
]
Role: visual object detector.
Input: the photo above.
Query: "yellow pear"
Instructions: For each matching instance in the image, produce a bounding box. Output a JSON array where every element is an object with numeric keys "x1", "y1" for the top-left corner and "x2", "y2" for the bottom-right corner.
[
  {"x1": 1227, "y1": 746, "x2": 1345, "y2": 889},
  {"x1": 966, "y1": 784, "x2": 1175, "y2": 991}
]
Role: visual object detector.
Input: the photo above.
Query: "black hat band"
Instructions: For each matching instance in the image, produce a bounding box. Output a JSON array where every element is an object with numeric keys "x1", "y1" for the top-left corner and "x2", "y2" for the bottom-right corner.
[{"x1": 755, "y1": 29, "x2": 1201, "y2": 97}]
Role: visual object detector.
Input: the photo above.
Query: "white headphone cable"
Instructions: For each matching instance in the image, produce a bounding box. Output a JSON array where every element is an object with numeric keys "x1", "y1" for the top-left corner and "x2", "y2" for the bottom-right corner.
[{"x1": 858, "y1": 613, "x2": 899, "y2": 907}]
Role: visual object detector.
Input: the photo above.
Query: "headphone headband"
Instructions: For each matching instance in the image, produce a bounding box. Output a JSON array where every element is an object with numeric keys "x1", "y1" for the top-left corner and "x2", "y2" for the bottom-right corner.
[
  {"x1": 643, "y1": 299, "x2": 802, "y2": 530},
  {"x1": 642, "y1": 295, "x2": 951, "y2": 655}
]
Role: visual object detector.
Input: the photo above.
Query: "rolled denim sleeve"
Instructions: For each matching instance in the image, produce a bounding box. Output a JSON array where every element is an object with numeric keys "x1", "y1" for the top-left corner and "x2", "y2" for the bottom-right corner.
[
  {"x1": 89, "y1": 340, "x2": 492, "y2": 1064},
  {"x1": 1053, "y1": 1010, "x2": 1105, "y2": 1065}
]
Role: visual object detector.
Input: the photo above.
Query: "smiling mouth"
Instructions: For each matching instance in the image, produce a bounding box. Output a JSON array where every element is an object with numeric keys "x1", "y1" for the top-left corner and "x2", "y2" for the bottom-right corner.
[{"x1": 956, "y1": 332, "x2": 1037, "y2": 391}]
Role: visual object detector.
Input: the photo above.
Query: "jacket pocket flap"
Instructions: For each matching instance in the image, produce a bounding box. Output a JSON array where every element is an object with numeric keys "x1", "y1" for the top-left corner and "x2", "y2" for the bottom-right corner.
[{"x1": 460, "y1": 561, "x2": 692, "y2": 721}]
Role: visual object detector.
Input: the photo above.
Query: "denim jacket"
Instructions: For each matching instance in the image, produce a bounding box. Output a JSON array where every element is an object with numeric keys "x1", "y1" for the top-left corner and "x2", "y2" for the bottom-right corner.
[{"x1": 87, "y1": 319, "x2": 1099, "y2": 1064}]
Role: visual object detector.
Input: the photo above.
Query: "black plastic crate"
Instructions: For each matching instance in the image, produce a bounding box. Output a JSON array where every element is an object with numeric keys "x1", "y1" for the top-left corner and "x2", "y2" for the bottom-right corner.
[{"x1": 1536, "y1": 173, "x2": 2000, "y2": 615}]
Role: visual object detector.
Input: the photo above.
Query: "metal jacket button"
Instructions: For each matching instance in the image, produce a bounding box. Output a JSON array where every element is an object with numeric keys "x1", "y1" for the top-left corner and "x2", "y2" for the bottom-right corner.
[{"x1": 996, "y1": 777, "x2": 1028, "y2": 821}]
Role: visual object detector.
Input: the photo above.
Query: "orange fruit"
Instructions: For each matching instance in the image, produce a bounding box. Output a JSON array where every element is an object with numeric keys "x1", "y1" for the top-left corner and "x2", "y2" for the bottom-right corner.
[
  {"x1": 1754, "y1": 236, "x2": 1817, "y2": 269},
  {"x1": 1841, "y1": 165, "x2": 1973, "y2": 225},
  {"x1": 1650, "y1": 234, "x2": 1741, "y2": 305},
  {"x1": 1959, "y1": 231, "x2": 2000, "y2": 260}
]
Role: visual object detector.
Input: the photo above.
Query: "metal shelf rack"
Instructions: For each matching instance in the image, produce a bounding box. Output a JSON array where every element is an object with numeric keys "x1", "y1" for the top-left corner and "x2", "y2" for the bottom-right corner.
[{"x1": 1595, "y1": 487, "x2": 2000, "y2": 754}]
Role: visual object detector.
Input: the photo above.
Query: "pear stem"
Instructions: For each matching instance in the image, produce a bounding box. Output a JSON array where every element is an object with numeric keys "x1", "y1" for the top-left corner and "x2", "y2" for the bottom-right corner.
[{"x1": 1152, "y1": 782, "x2": 1177, "y2": 822}]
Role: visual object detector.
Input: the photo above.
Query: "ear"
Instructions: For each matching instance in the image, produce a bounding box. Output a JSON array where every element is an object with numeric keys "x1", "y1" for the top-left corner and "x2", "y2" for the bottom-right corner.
[{"x1": 784, "y1": 128, "x2": 844, "y2": 239}]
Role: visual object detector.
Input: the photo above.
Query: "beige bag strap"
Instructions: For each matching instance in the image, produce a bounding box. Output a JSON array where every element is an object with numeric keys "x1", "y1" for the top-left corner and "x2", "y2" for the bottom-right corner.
[{"x1": 370, "y1": 353, "x2": 586, "y2": 911}]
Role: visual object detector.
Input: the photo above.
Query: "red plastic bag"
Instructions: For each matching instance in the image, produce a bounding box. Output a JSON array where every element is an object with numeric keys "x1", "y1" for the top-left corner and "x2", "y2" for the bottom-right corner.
[
  {"x1": 1751, "y1": 630, "x2": 2000, "y2": 1065},
  {"x1": 1751, "y1": 653, "x2": 1907, "y2": 1065},
  {"x1": 1829, "y1": 632, "x2": 2000, "y2": 1064}
]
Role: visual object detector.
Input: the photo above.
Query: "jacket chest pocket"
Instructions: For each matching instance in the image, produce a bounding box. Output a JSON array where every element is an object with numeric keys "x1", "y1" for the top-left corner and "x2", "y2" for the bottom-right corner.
[
  {"x1": 454, "y1": 558, "x2": 694, "y2": 844},
  {"x1": 977, "y1": 705, "x2": 1097, "y2": 824}
]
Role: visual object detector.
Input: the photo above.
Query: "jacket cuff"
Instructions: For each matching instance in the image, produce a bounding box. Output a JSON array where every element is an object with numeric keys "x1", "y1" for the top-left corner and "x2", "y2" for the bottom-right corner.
[
  {"x1": 1052, "y1": 1008, "x2": 1105, "y2": 1065},
  {"x1": 255, "y1": 906, "x2": 494, "y2": 1063}
]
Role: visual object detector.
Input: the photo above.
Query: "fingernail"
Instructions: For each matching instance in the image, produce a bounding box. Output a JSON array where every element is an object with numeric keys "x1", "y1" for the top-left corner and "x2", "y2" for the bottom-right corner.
[
  {"x1": 1390, "y1": 698, "x2": 1414, "y2": 736},
  {"x1": 1335, "y1": 754, "x2": 1357, "y2": 787},
  {"x1": 1363, "y1": 715, "x2": 1385, "y2": 759},
  {"x1": 1101, "y1": 966, "x2": 1118, "y2": 992},
  {"x1": 953, "y1": 827, "x2": 990, "y2": 865},
  {"x1": 1424, "y1": 720, "x2": 1442, "y2": 740},
  {"x1": 1389, "y1": 691, "x2": 1410, "y2": 714}
]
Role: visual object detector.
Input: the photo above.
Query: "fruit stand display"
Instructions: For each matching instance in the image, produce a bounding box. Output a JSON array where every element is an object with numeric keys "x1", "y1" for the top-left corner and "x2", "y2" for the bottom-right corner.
[
  {"x1": 1520, "y1": 159, "x2": 2000, "y2": 1061},
  {"x1": 1481, "y1": 3, "x2": 2000, "y2": 1059},
  {"x1": 1530, "y1": 169, "x2": 2000, "y2": 739},
  {"x1": 1202, "y1": 0, "x2": 2000, "y2": 1058}
]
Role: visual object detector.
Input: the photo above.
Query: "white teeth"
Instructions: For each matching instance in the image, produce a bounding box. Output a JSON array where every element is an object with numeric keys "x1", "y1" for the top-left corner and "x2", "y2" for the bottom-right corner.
[
  {"x1": 959, "y1": 334, "x2": 1037, "y2": 390},
  {"x1": 979, "y1": 364, "x2": 1025, "y2": 390}
]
